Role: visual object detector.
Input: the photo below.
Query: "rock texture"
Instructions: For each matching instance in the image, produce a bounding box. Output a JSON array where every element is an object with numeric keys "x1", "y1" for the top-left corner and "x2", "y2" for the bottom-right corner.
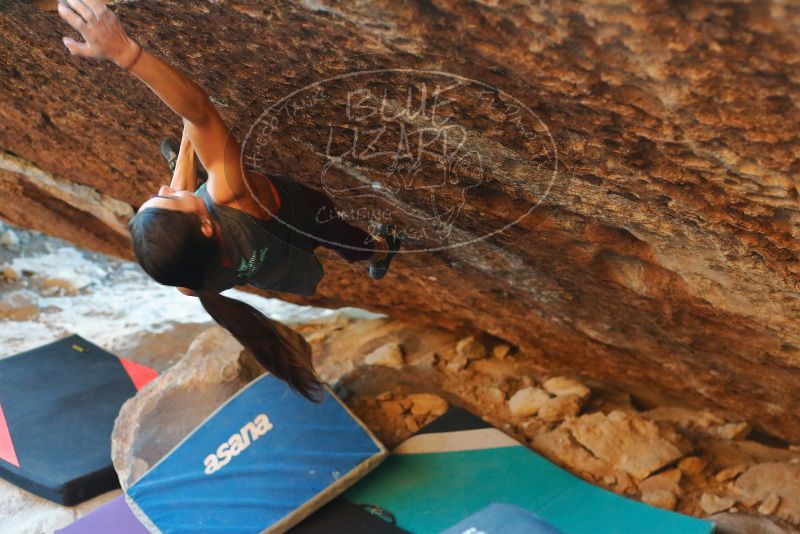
[
  {"x1": 112, "y1": 327, "x2": 266, "y2": 488},
  {"x1": 710, "y1": 512, "x2": 800, "y2": 534},
  {"x1": 563, "y1": 410, "x2": 692, "y2": 480},
  {"x1": 2, "y1": 1, "x2": 800, "y2": 440},
  {"x1": 735, "y1": 463, "x2": 800, "y2": 523}
]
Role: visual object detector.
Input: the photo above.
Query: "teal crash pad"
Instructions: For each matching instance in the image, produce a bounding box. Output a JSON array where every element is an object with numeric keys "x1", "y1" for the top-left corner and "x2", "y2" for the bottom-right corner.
[{"x1": 343, "y1": 408, "x2": 715, "y2": 534}]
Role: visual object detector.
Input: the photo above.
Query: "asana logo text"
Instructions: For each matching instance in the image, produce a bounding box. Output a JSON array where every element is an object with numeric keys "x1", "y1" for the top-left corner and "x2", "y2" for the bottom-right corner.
[{"x1": 203, "y1": 413, "x2": 274, "y2": 475}]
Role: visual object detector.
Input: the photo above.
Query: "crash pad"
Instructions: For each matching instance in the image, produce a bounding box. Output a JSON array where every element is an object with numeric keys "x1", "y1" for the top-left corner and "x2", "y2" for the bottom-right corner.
[
  {"x1": 0, "y1": 334, "x2": 157, "y2": 505},
  {"x1": 341, "y1": 407, "x2": 716, "y2": 534},
  {"x1": 56, "y1": 496, "x2": 147, "y2": 534},
  {"x1": 289, "y1": 497, "x2": 408, "y2": 533},
  {"x1": 126, "y1": 373, "x2": 386, "y2": 533},
  {"x1": 439, "y1": 502, "x2": 563, "y2": 534}
]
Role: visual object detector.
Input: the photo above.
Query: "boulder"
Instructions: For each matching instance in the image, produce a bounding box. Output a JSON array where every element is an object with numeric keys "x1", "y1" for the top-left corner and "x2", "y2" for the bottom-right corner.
[
  {"x1": 760, "y1": 494, "x2": 782, "y2": 516},
  {"x1": 475, "y1": 386, "x2": 506, "y2": 406},
  {"x1": 0, "y1": 289, "x2": 39, "y2": 321},
  {"x1": 542, "y1": 376, "x2": 591, "y2": 399},
  {"x1": 734, "y1": 463, "x2": 800, "y2": 523},
  {"x1": 364, "y1": 342, "x2": 405, "y2": 369},
  {"x1": 5, "y1": 0, "x2": 800, "y2": 444},
  {"x1": 531, "y1": 426, "x2": 614, "y2": 480},
  {"x1": 347, "y1": 389, "x2": 449, "y2": 449},
  {"x1": 700, "y1": 493, "x2": 736, "y2": 515},
  {"x1": 678, "y1": 456, "x2": 708, "y2": 475},
  {"x1": 715, "y1": 463, "x2": 749, "y2": 482},
  {"x1": 639, "y1": 468, "x2": 681, "y2": 494},
  {"x1": 641, "y1": 489, "x2": 677, "y2": 511},
  {"x1": 0, "y1": 229, "x2": 20, "y2": 249},
  {"x1": 407, "y1": 393, "x2": 448, "y2": 418},
  {"x1": 455, "y1": 336, "x2": 486, "y2": 362},
  {"x1": 508, "y1": 386, "x2": 551, "y2": 418},
  {"x1": 111, "y1": 327, "x2": 267, "y2": 488},
  {"x1": 711, "y1": 512, "x2": 800, "y2": 534},
  {"x1": 491, "y1": 344, "x2": 511, "y2": 359},
  {"x1": 713, "y1": 422, "x2": 752, "y2": 440},
  {"x1": 643, "y1": 406, "x2": 725, "y2": 432},
  {"x1": 537, "y1": 394, "x2": 583, "y2": 422},
  {"x1": 1, "y1": 265, "x2": 18, "y2": 281},
  {"x1": 563, "y1": 410, "x2": 692, "y2": 480}
]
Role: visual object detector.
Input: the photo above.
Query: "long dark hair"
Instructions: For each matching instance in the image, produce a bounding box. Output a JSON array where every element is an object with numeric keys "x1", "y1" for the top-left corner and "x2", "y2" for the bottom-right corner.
[{"x1": 128, "y1": 207, "x2": 323, "y2": 401}]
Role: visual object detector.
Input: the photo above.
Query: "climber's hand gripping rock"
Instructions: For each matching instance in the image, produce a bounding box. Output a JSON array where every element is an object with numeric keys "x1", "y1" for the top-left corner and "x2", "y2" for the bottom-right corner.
[{"x1": 57, "y1": 0, "x2": 141, "y2": 69}]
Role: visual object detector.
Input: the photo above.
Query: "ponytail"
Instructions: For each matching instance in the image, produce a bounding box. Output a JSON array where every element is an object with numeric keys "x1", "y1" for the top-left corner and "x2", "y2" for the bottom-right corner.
[{"x1": 197, "y1": 290, "x2": 323, "y2": 402}]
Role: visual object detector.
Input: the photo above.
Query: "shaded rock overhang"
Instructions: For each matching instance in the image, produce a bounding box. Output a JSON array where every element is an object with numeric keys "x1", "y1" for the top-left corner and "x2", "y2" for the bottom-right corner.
[{"x1": 1, "y1": 1, "x2": 799, "y2": 440}]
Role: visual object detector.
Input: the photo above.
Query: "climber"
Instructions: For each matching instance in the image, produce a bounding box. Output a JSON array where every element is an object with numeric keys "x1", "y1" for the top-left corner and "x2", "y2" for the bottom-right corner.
[{"x1": 57, "y1": 0, "x2": 400, "y2": 400}]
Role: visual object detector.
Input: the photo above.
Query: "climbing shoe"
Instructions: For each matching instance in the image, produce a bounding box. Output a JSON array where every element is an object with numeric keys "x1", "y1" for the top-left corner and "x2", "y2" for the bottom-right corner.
[
  {"x1": 368, "y1": 223, "x2": 401, "y2": 280},
  {"x1": 160, "y1": 137, "x2": 209, "y2": 185},
  {"x1": 160, "y1": 138, "x2": 179, "y2": 173}
]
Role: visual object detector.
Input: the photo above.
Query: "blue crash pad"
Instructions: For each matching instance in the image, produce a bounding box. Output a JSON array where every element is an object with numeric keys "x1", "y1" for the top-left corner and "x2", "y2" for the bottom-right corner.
[{"x1": 127, "y1": 373, "x2": 386, "y2": 533}]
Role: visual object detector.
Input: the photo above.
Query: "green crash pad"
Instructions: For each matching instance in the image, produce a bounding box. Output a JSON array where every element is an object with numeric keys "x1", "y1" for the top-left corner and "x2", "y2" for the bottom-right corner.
[{"x1": 343, "y1": 407, "x2": 715, "y2": 534}]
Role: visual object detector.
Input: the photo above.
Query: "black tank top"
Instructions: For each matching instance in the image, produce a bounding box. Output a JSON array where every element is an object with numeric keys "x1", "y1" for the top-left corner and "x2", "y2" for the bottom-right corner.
[{"x1": 195, "y1": 177, "x2": 324, "y2": 296}]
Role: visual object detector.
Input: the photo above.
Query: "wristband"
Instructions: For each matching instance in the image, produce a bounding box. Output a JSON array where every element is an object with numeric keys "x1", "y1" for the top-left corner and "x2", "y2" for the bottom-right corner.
[{"x1": 122, "y1": 42, "x2": 143, "y2": 71}]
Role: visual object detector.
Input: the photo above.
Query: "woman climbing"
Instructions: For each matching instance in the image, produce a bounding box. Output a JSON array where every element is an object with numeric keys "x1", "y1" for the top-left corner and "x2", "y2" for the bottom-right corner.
[{"x1": 57, "y1": 0, "x2": 400, "y2": 400}]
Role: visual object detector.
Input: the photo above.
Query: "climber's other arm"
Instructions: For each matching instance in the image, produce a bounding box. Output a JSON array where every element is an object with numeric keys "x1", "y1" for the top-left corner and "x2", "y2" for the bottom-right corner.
[
  {"x1": 57, "y1": 0, "x2": 249, "y2": 205},
  {"x1": 170, "y1": 122, "x2": 198, "y2": 192}
]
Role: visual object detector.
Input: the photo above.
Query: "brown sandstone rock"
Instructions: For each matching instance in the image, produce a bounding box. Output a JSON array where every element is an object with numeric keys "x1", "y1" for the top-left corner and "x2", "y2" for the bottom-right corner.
[
  {"x1": 678, "y1": 456, "x2": 708, "y2": 475},
  {"x1": 364, "y1": 342, "x2": 405, "y2": 369},
  {"x1": 537, "y1": 394, "x2": 583, "y2": 422},
  {"x1": 641, "y1": 489, "x2": 677, "y2": 511},
  {"x1": 380, "y1": 400, "x2": 404, "y2": 417},
  {"x1": 563, "y1": 410, "x2": 692, "y2": 480},
  {"x1": 713, "y1": 422, "x2": 752, "y2": 441},
  {"x1": 734, "y1": 463, "x2": 800, "y2": 523},
  {"x1": 1, "y1": 265, "x2": 18, "y2": 281},
  {"x1": 0, "y1": 289, "x2": 39, "y2": 321},
  {"x1": 477, "y1": 386, "x2": 506, "y2": 406},
  {"x1": 542, "y1": 376, "x2": 591, "y2": 400},
  {"x1": 492, "y1": 344, "x2": 511, "y2": 360},
  {"x1": 0, "y1": 229, "x2": 20, "y2": 249},
  {"x1": 508, "y1": 386, "x2": 551, "y2": 418},
  {"x1": 715, "y1": 464, "x2": 749, "y2": 482},
  {"x1": 639, "y1": 468, "x2": 682, "y2": 494},
  {"x1": 408, "y1": 393, "x2": 448, "y2": 418},
  {"x1": 643, "y1": 406, "x2": 726, "y2": 432},
  {"x1": 710, "y1": 512, "x2": 800, "y2": 534},
  {"x1": 701, "y1": 493, "x2": 737, "y2": 515},
  {"x1": 455, "y1": 336, "x2": 487, "y2": 362},
  {"x1": 531, "y1": 426, "x2": 614, "y2": 480},
  {"x1": 760, "y1": 494, "x2": 782, "y2": 516},
  {"x1": 3, "y1": 1, "x2": 800, "y2": 442}
]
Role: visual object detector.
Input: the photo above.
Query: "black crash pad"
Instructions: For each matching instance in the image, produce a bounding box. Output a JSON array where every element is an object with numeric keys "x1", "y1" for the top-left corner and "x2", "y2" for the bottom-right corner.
[{"x1": 0, "y1": 334, "x2": 156, "y2": 505}]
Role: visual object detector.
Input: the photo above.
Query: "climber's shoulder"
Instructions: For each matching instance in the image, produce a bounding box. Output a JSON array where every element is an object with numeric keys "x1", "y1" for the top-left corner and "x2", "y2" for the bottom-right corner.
[{"x1": 205, "y1": 169, "x2": 279, "y2": 221}]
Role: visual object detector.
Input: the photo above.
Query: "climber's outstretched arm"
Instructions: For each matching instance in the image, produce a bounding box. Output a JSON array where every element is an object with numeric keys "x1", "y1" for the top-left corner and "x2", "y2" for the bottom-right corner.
[{"x1": 57, "y1": 0, "x2": 247, "y2": 205}]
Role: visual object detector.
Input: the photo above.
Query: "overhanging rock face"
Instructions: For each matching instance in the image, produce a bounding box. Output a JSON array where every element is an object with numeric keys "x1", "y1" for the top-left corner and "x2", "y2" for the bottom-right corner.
[{"x1": 1, "y1": 2, "x2": 799, "y2": 440}]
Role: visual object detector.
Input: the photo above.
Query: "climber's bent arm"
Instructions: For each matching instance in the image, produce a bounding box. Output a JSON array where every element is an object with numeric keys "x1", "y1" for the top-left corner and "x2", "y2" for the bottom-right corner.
[{"x1": 170, "y1": 122, "x2": 198, "y2": 192}]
